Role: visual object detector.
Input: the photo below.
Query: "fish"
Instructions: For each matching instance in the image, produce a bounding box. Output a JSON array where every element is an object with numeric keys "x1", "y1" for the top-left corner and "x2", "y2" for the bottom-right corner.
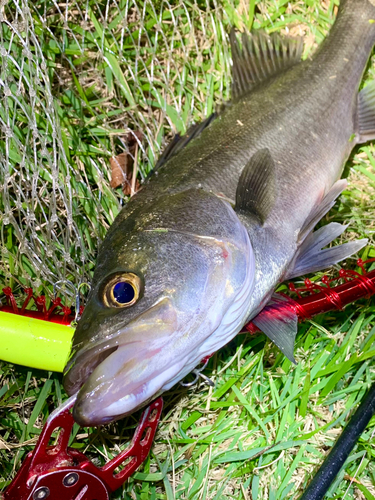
[{"x1": 63, "y1": 0, "x2": 375, "y2": 426}]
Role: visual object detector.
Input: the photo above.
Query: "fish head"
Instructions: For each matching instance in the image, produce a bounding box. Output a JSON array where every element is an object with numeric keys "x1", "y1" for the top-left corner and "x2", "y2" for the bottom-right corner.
[{"x1": 63, "y1": 189, "x2": 255, "y2": 426}]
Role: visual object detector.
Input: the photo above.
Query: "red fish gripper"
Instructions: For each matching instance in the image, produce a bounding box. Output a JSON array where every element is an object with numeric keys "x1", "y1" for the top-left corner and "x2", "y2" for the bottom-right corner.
[
  {"x1": 3, "y1": 396, "x2": 163, "y2": 500},
  {"x1": 1, "y1": 287, "x2": 73, "y2": 324},
  {"x1": 245, "y1": 258, "x2": 375, "y2": 332}
]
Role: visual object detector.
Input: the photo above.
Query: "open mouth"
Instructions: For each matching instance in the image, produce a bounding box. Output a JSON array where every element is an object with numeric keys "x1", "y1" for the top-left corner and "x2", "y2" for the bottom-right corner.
[
  {"x1": 67, "y1": 342, "x2": 187, "y2": 426},
  {"x1": 62, "y1": 297, "x2": 184, "y2": 425},
  {"x1": 63, "y1": 342, "x2": 120, "y2": 396}
]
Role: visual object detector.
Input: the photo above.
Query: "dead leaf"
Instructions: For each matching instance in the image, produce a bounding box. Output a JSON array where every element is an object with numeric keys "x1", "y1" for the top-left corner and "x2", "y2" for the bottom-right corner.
[
  {"x1": 125, "y1": 177, "x2": 140, "y2": 196},
  {"x1": 109, "y1": 131, "x2": 143, "y2": 195},
  {"x1": 183, "y1": 444, "x2": 196, "y2": 460},
  {"x1": 344, "y1": 474, "x2": 362, "y2": 485},
  {"x1": 110, "y1": 153, "x2": 127, "y2": 189}
]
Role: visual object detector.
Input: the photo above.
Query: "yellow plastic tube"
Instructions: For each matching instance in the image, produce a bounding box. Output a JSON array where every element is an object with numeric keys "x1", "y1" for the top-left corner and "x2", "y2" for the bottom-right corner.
[{"x1": 0, "y1": 311, "x2": 74, "y2": 372}]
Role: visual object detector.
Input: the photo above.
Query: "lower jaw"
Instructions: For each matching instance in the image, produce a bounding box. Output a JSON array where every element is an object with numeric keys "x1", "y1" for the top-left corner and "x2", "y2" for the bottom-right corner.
[
  {"x1": 73, "y1": 356, "x2": 190, "y2": 425},
  {"x1": 64, "y1": 345, "x2": 120, "y2": 395}
]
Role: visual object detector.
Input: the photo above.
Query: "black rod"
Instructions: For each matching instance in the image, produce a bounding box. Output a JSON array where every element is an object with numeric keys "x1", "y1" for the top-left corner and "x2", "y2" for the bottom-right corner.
[{"x1": 299, "y1": 381, "x2": 375, "y2": 500}]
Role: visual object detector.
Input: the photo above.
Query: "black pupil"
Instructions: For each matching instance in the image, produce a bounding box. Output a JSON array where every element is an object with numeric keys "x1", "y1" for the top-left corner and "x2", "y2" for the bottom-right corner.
[{"x1": 113, "y1": 281, "x2": 135, "y2": 304}]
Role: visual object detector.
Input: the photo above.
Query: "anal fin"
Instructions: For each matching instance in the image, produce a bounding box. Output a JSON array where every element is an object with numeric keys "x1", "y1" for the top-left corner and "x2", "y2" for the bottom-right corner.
[{"x1": 252, "y1": 294, "x2": 297, "y2": 363}]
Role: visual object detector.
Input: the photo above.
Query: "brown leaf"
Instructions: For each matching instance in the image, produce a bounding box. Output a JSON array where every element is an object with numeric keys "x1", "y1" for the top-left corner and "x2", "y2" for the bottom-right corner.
[
  {"x1": 122, "y1": 178, "x2": 140, "y2": 196},
  {"x1": 344, "y1": 475, "x2": 362, "y2": 485},
  {"x1": 109, "y1": 131, "x2": 143, "y2": 195},
  {"x1": 127, "y1": 130, "x2": 143, "y2": 152},
  {"x1": 110, "y1": 153, "x2": 128, "y2": 189},
  {"x1": 183, "y1": 444, "x2": 196, "y2": 460}
]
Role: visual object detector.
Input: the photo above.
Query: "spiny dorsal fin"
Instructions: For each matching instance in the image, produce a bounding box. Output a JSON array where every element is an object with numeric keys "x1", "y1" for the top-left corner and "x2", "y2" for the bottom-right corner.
[
  {"x1": 235, "y1": 148, "x2": 276, "y2": 224},
  {"x1": 357, "y1": 81, "x2": 375, "y2": 143},
  {"x1": 154, "y1": 113, "x2": 217, "y2": 170},
  {"x1": 230, "y1": 29, "x2": 304, "y2": 100}
]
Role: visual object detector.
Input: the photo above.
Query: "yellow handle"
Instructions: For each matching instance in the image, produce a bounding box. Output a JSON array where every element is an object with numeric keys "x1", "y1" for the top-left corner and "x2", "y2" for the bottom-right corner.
[{"x1": 0, "y1": 311, "x2": 74, "y2": 372}]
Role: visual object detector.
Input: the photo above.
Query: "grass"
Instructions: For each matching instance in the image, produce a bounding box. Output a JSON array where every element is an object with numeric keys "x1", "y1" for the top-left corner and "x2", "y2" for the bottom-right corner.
[{"x1": 1, "y1": 0, "x2": 375, "y2": 498}]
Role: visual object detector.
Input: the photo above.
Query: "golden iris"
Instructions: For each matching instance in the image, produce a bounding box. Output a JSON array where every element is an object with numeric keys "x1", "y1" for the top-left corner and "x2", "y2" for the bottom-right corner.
[{"x1": 103, "y1": 273, "x2": 141, "y2": 308}]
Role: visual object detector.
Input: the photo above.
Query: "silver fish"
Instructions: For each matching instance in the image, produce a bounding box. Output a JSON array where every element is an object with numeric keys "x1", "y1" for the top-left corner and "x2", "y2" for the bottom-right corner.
[{"x1": 64, "y1": 0, "x2": 374, "y2": 426}]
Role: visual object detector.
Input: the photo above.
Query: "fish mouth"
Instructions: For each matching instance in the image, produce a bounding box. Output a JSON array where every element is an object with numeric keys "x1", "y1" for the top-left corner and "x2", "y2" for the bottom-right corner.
[
  {"x1": 63, "y1": 297, "x2": 184, "y2": 426},
  {"x1": 63, "y1": 343, "x2": 120, "y2": 396},
  {"x1": 66, "y1": 339, "x2": 187, "y2": 426},
  {"x1": 71, "y1": 344, "x2": 186, "y2": 426}
]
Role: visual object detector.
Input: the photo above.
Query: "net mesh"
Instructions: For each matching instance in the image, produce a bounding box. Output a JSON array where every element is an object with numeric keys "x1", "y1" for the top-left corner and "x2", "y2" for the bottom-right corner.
[
  {"x1": 0, "y1": 0, "x2": 243, "y2": 301},
  {"x1": 0, "y1": 0, "x2": 346, "y2": 308}
]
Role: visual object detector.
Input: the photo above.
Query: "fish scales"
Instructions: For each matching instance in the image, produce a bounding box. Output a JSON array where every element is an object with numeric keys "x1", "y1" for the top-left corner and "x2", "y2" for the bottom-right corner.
[
  {"x1": 63, "y1": 0, "x2": 375, "y2": 426},
  {"x1": 144, "y1": 1, "x2": 375, "y2": 224}
]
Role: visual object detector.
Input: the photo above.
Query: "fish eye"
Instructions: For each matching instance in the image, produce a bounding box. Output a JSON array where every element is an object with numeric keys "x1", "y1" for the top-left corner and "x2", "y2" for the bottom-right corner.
[{"x1": 103, "y1": 273, "x2": 141, "y2": 308}]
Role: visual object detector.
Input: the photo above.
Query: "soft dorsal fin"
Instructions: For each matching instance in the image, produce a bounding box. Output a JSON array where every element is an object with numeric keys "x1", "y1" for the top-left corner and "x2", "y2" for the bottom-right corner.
[
  {"x1": 154, "y1": 113, "x2": 217, "y2": 170},
  {"x1": 298, "y1": 179, "x2": 347, "y2": 243},
  {"x1": 230, "y1": 29, "x2": 304, "y2": 100},
  {"x1": 286, "y1": 222, "x2": 367, "y2": 280},
  {"x1": 235, "y1": 148, "x2": 276, "y2": 224}
]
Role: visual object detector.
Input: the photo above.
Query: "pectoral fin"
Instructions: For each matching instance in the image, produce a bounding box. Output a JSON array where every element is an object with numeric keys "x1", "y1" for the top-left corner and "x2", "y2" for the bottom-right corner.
[
  {"x1": 252, "y1": 294, "x2": 297, "y2": 363},
  {"x1": 357, "y1": 81, "x2": 375, "y2": 143},
  {"x1": 286, "y1": 222, "x2": 368, "y2": 280},
  {"x1": 235, "y1": 148, "x2": 276, "y2": 224}
]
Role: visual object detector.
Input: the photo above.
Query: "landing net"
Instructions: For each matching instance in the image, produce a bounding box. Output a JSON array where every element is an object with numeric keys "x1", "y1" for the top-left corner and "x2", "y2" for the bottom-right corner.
[{"x1": 0, "y1": 1, "x2": 331, "y2": 301}]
